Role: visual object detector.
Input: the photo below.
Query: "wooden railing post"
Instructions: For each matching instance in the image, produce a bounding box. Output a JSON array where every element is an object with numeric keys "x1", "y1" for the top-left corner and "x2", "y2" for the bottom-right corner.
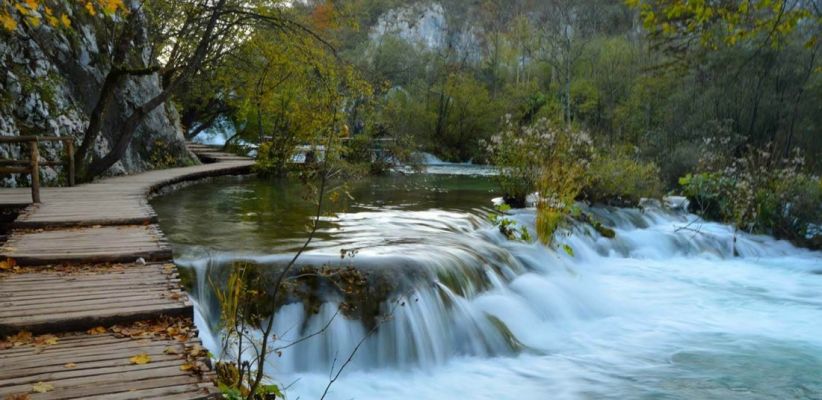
[
  {"x1": 29, "y1": 138, "x2": 40, "y2": 203},
  {"x1": 66, "y1": 139, "x2": 75, "y2": 186}
]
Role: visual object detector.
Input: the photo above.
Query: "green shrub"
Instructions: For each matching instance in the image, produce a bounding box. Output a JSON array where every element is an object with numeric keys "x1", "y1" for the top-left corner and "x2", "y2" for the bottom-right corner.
[
  {"x1": 583, "y1": 149, "x2": 663, "y2": 206},
  {"x1": 489, "y1": 204, "x2": 532, "y2": 242}
]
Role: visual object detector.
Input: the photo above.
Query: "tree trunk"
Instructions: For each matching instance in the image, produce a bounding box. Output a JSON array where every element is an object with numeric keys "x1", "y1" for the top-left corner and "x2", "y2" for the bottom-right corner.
[{"x1": 84, "y1": 0, "x2": 228, "y2": 179}]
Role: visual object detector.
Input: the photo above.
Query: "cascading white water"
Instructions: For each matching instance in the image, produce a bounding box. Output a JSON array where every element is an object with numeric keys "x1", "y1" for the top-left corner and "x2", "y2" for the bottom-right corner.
[{"x1": 178, "y1": 201, "x2": 822, "y2": 400}]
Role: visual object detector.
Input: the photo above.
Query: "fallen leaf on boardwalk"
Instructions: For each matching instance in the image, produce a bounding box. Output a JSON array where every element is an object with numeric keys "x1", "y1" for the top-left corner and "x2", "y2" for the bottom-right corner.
[
  {"x1": 87, "y1": 326, "x2": 106, "y2": 335},
  {"x1": 163, "y1": 346, "x2": 179, "y2": 355},
  {"x1": 7, "y1": 331, "x2": 32, "y2": 347},
  {"x1": 129, "y1": 353, "x2": 151, "y2": 365},
  {"x1": 63, "y1": 363, "x2": 77, "y2": 369},
  {"x1": 179, "y1": 363, "x2": 194, "y2": 371},
  {"x1": 33, "y1": 334, "x2": 58, "y2": 346},
  {"x1": 4, "y1": 393, "x2": 31, "y2": 400},
  {"x1": 0, "y1": 259, "x2": 12, "y2": 271},
  {"x1": 188, "y1": 344, "x2": 203, "y2": 357},
  {"x1": 31, "y1": 382, "x2": 54, "y2": 393}
]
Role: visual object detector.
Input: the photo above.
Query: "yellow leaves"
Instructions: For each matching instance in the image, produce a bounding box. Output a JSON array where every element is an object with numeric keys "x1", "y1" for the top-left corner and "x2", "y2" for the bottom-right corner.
[
  {"x1": 87, "y1": 326, "x2": 107, "y2": 335},
  {"x1": 100, "y1": 0, "x2": 125, "y2": 15},
  {"x1": 0, "y1": 0, "x2": 128, "y2": 32},
  {"x1": 6, "y1": 331, "x2": 32, "y2": 347},
  {"x1": 60, "y1": 14, "x2": 70, "y2": 28},
  {"x1": 83, "y1": 0, "x2": 126, "y2": 17},
  {"x1": 0, "y1": 13, "x2": 17, "y2": 31},
  {"x1": 0, "y1": 258, "x2": 15, "y2": 271},
  {"x1": 163, "y1": 346, "x2": 180, "y2": 355},
  {"x1": 85, "y1": 2, "x2": 96, "y2": 16},
  {"x1": 129, "y1": 353, "x2": 151, "y2": 365},
  {"x1": 63, "y1": 362, "x2": 77, "y2": 369},
  {"x1": 13, "y1": 3, "x2": 29, "y2": 16},
  {"x1": 642, "y1": 10, "x2": 656, "y2": 28},
  {"x1": 30, "y1": 382, "x2": 54, "y2": 393},
  {"x1": 25, "y1": 14, "x2": 39, "y2": 27},
  {"x1": 188, "y1": 343, "x2": 203, "y2": 357},
  {"x1": 162, "y1": 264, "x2": 175, "y2": 274},
  {"x1": 179, "y1": 363, "x2": 195, "y2": 371},
  {"x1": 32, "y1": 334, "x2": 58, "y2": 346},
  {"x1": 1, "y1": 331, "x2": 62, "y2": 350}
]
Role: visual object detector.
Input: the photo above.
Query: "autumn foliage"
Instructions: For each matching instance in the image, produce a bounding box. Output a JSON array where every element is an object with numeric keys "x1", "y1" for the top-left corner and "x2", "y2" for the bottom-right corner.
[{"x1": 0, "y1": 0, "x2": 127, "y2": 32}]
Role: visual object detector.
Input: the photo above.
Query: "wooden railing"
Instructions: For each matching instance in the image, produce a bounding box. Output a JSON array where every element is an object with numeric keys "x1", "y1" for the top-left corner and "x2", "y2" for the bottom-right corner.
[{"x1": 0, "y1": 136, "x2": 75, "y2": 203}]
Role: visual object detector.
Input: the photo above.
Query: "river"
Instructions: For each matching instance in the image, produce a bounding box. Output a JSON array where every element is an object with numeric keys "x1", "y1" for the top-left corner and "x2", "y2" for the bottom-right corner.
[{"x1": 151, "y1": 171, "x2": 822, "y2": 400}]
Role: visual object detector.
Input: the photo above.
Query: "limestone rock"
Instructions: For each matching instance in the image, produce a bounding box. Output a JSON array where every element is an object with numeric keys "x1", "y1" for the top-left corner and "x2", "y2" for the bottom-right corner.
[{"x1": 0, "y1": 5, "x2": 197, "y2": 187}]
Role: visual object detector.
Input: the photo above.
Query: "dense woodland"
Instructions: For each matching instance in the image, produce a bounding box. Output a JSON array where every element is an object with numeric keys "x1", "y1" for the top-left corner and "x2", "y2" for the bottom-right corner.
[{"x1": 184, "y1": 0, "x2": 822, "y2": 249}]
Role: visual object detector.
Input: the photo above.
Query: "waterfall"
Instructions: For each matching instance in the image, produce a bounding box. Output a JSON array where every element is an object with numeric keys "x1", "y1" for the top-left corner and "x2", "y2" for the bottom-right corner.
[
  {"x1": 179, "y1": 203, "x2": 822, "y2": 380},
  {"x1": 154, "y1": 173, "x2": 822, "y2": 399}
]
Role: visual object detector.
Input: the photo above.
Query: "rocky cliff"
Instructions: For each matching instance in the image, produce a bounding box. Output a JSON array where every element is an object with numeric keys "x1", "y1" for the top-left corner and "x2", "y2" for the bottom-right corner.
[{"x1": 0, "y1": 6, "x2": 196, "y2": 187}]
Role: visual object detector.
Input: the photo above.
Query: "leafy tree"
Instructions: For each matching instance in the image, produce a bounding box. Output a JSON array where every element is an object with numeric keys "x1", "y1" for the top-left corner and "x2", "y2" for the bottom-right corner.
[
  {"x1": 429, "y1": 72, "x2": 499, "y2": 161},
  {"x1": 628, "y1": 0, "x2": 820, "y2": 59},
  {"x1": 217, "y1": 28, "x2": 370, "y2": 176}
]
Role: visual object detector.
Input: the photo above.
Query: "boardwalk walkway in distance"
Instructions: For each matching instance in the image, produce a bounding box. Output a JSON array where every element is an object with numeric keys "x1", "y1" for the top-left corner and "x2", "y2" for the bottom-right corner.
[{"x1": 0, "y1": 142, "x2": 253, "y2": 399}]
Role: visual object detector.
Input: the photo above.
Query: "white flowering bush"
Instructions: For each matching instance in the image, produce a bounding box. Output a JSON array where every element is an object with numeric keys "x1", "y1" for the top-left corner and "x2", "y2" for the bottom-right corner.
[
  {"x1": 485, "y1": 116, "x2": 593, "y2": 244},
  {"x1": 681, "y1": 143, "x2": 822, "y2": 249}
]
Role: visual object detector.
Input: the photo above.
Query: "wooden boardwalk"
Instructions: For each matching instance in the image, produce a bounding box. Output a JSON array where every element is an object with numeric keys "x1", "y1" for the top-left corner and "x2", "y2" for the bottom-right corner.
[{"x1": 0, "y1": 143, "x2": 252, "y2": 399}]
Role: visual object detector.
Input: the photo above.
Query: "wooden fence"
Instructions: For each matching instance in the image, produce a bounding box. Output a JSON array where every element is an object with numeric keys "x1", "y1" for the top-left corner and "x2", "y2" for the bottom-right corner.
[{"x1": 0, "y1": 136, "x2": 75, "y2": 203}]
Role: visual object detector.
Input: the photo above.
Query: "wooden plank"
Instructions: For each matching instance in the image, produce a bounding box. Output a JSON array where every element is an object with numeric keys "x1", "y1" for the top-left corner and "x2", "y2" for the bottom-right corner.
[
  {"x1": 0, "y1": 338, "x2": 183, "y2": 361},
  {"x1": 0, "y1": 166, "x2": 31, "y2": 174},
  {"x1": 3, "y1": 289, "x2": 180, "y2": 305},
  {"x1": 0, "y1": 303, "x2": 192, "y2": 335},
  {"x1": 4, "y1": 250, "x2": 173, "y2": 266},
  {"x1": 0, "y1": 296, "x2": 185, "y2": 317}
]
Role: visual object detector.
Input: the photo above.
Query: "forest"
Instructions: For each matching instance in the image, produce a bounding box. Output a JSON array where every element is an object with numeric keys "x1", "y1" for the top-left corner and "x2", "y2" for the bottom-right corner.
[{"x1": 181, "y1": 0, "x2": 822, "y2": 248}]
